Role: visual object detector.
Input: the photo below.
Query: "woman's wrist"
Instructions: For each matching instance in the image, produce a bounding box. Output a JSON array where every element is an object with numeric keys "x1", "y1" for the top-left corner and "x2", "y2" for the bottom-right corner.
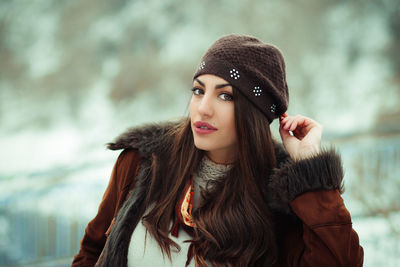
[{"x1": 291, "y1": 144, "x2": 321, "y2": 161}]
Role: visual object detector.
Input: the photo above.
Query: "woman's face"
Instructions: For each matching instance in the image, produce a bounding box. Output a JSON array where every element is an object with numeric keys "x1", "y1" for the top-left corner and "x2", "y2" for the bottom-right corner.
[{"x1": 190, "y1": 74, "x2": 238, "y2": 164}]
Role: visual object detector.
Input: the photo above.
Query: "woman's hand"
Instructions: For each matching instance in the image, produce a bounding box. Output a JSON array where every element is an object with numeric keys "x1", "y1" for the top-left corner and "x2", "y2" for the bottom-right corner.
[{"x1": 279, "y1": 112, "x2": 322, "y2": 161}]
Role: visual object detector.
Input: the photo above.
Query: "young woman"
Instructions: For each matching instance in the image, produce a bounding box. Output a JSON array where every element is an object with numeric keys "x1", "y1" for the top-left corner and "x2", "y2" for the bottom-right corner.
[{"x1": 71, "y1": 34, "x2": 363, "y2": 266}]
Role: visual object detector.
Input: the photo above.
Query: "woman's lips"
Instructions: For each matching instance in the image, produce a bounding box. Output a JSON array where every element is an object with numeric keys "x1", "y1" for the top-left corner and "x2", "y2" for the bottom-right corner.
[
  {"x1": 194, "y1": 127, "x2": 217, "y2": 134},
  {"x1": 193, "y1": 121, "x2": 218, "y2": 134}
]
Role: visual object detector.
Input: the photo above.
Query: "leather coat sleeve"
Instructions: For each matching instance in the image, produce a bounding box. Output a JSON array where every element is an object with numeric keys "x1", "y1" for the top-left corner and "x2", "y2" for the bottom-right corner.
[
  {"x1": 290, "y1": 189, "x2": 364, "y2": 266},
  {"x1": 71, "y1": 149, "x2": 141, "y2": 267},
  {"x1": 268, "y1": 146, "x2": 364, "y2": 266}
]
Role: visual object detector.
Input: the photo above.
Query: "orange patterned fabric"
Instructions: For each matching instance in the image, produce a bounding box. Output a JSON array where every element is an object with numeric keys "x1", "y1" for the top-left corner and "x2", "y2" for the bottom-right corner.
[
  {"x1": 181, "y1": 184, "x2": 195, "y2": 227},
  {"x1": 171, "y1": 177, "x2": 195, "y2": 238}
]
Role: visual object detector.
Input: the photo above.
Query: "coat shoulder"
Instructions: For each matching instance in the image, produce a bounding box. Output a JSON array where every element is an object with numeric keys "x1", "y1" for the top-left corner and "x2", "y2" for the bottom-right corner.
[{"x1": 106, "y1": 118, "x2": 186, "y2": 158}]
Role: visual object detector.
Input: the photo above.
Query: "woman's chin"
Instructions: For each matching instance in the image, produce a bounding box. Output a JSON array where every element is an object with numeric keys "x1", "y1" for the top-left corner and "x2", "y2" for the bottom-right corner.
[{"x1": 193, "y1": 140, "x2": 213, "y2": 152}]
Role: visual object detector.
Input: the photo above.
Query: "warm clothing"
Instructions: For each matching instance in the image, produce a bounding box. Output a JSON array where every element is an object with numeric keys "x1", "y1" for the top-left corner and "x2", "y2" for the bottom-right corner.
[{"x1": 71, "y1": 119, "x2": 364, "y2": 267}]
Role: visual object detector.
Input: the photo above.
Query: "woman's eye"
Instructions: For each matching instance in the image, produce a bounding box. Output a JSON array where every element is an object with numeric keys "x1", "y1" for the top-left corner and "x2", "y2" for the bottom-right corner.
[
  {"x1": 220, "y1": 93, "x2": 233, "y2": 101},
  {"x1": 191, "y1": 87, "x2": 233, "y2": 101},
  {"x1": 191, "y1": 87, "x2": 203, "y2": 95}
]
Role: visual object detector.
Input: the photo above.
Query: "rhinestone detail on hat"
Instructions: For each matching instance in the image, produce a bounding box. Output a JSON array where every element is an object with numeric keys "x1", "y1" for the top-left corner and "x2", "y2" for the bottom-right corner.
[
  {"x1": 230, "y1": 69, "x2": 240, "y2": 80},
  {"x1": 199, "y1": 61, "x2": 206, "y2": 70},
  {"x1": 253, "y1": 86, "x2": 262, "y2": 96},
  {"x1": 270, "y1": 104, "x2": 277, "y2": 113}
]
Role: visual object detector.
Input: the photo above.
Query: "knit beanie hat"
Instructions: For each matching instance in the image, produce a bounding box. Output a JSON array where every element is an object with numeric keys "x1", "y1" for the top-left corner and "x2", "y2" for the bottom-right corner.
[{"x1": 193, "y1": 34, "x2": 289, "y2": 124}]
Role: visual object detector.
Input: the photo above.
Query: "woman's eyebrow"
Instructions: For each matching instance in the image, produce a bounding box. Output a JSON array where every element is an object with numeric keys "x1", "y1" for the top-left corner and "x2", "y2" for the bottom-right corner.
[{"x1": 194, "y1": 78, "x2": 231, "y2": 90}]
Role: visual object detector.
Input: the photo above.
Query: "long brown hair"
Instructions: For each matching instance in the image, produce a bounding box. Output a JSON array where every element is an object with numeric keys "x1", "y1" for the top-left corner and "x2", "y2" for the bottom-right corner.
[{"x1": 142, "y1": 86, "x2": 278, "y2": 266}]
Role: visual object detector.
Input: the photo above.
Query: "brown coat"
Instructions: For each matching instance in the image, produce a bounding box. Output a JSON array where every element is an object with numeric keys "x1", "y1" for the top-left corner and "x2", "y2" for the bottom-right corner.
[{"x1": 71, "y1": 120, "x2": 363, "y2": 266}]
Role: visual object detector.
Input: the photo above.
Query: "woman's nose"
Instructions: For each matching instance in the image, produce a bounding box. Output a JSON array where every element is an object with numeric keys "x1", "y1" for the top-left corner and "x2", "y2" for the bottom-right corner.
[{"x1": 198, "y1": 95, "x2": 213, "y2": 117}]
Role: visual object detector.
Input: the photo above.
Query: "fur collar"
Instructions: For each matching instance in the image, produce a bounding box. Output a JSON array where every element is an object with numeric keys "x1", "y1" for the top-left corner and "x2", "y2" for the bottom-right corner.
[{"x1": 107, "y1": 119, "x2": 179, "y2": 158}]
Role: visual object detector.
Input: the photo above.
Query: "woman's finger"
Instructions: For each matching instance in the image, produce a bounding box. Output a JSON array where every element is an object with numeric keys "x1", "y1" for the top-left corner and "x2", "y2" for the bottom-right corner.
[
  {"x1": 282, "y1": 118, "x2": 294, "y2": 130},
  {"x1": 290, "y1": 119, "x2": 298, "y2": 131},
  {"x1": 287, "y1": 119, "x2": 296, "y2": 130},
  {"x1": 280, "y1": 116, "x2": 290, "y2": 124},
  {"x1": 281, "y1": 114, "x2": 316, "y2": 132},
  {"x1": 279, "y1": 119, "x2": 289, "y2": 129},
  {"x1": 279, "y1": 113, "x2": 289, "y2": 122},
  {"x1": 288, "y1": 116, "x2": 315, "y2": 134},
  {"x1": 285, "y1": 115, "x2": 301, "y2": 130}
]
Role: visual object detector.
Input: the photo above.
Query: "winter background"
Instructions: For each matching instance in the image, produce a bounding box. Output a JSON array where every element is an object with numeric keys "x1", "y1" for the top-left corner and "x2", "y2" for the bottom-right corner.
[{"x1": 0, "y1": 0, "x2": 399, "y2": 266}]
